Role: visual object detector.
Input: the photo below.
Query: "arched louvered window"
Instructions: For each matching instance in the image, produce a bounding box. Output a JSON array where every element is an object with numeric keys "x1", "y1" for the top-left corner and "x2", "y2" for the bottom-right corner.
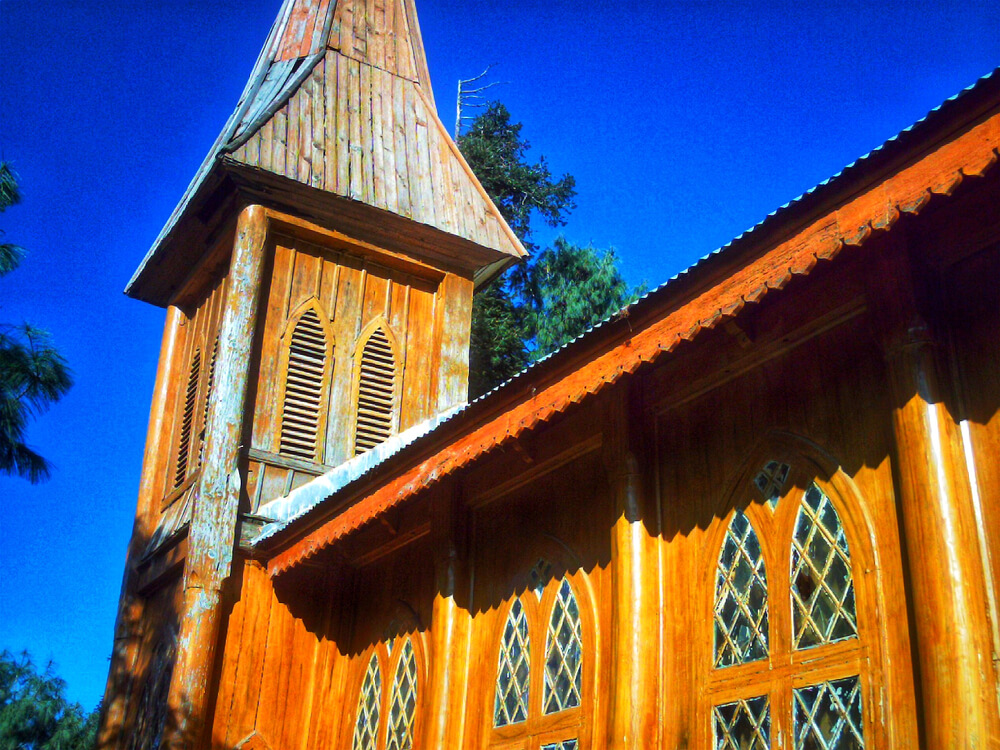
[
  {"x1": 197, "y1": 336, "x2": 219, "y2": 468},
  {"x1": 385, "y1": 638, "x2": 418, "y2": 750},
  {"x1": 714, "y1": 510, "x2": 768, "y2": 667},
  {"x1": 174, "y1": 349, "x2": 201, "y2": 488},
  {"x1": 352, "y1": 653, "x2": 382, "y2": 750},
  {"x1": 354, "y1": 326, "x2": 397, "y2": 455},
  {"x1": 706, "y1": 461, "x2": 873, "y2": 750},
  {"x1": 280, "y1": 308, "x2": 330, "y2": 462}
]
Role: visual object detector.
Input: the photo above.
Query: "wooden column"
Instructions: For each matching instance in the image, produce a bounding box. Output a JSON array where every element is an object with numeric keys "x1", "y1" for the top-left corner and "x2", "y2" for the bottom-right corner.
[
  {"x1": 874, "y1": 240, "x2": 999, "y2": 748},
  {"x1": 605, "y1": 384, "x2": 659, "y2": 749},
  {"x1": 98, "y1": 305, "x2": 185, "y2": 749},
  {"x1": 421, "y1": 487, "x2": 471, "y2": 749},
  {"x1": 163, "y1": 204, "x2": 269, "y2": 750}
]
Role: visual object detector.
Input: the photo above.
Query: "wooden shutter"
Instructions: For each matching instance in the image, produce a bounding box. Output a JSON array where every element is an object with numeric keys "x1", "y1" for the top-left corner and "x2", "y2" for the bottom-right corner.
[
  {"x1": 174, "y1": 349, "x2": 201, "y2": 487},
  {"x1": 197, "y1": 336, "x2": 220, "y2": 468},
  {"x1": 280, "y1": 309, "x2": 328, "y2": 461},
  {"x1": 355, "y1": 328, "x2": 396, "y2": 454}
]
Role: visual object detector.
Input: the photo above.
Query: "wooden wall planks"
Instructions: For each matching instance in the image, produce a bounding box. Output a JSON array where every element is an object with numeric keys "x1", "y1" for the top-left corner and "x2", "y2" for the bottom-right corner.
[
  {"x1": 248, "y1": 230, "x2": 458, "y2": 492},
  {"x1": 231, "y1": 48, "x2": 517, "y2": 259}
]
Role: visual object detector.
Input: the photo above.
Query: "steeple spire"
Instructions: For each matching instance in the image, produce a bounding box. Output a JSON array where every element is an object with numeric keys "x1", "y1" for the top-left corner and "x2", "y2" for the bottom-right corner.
[{"x1": 127, "y1": 0, "x2": 524, "y2": 306}]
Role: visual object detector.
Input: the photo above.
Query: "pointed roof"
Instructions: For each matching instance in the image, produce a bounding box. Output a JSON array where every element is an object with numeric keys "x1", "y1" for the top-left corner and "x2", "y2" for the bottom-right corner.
[{"x1": 127, "y1": 0, "x2": 525, "y2": 305}]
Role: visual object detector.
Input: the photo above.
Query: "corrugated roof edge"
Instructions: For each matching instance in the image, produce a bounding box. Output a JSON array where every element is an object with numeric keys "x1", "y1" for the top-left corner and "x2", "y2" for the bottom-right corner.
[{"x1": 249, "y1": 66, "x2": 1000, "y2": 551}]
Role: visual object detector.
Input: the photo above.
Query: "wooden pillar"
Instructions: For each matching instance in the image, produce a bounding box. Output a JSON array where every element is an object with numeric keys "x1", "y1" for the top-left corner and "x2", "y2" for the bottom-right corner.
[
  {"x1": 605, "y1": 383, "x2": 659, "y2": 749},
  {"x1": 163, "y1": 204, "x2": 269, "y2": 750},
  {"x1": 874, "y1": 240, "x2": 999, "y2": 748},
  {"x1": 422, "y1": 487, "x2": 471, "y2": 749},
  {"x1": 98, "y1": 305, "x2": 185, "y2": 749}
]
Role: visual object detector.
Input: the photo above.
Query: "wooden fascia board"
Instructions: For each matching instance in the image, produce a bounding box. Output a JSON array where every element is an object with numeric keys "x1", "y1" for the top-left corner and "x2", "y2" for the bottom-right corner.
[
  {"x1": 262, "y1": 104, "x2": 1000, "y2": 576},
  {"x1": 221, "y1": 159, "x2": 515, "y2": 275}
]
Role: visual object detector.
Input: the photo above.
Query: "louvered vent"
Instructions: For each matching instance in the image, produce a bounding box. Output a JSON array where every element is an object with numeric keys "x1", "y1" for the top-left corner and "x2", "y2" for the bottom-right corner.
[
  {"x1": 280, "y1": 309, "x2": 328, "y2": 461},
  {"x1": 197, "y1": 336, "x2": 219, "y2": 468},
  {"x1": 355, "y1": 328, "x2": 396, "y2": 454},
  {"x1": 174, "y1": 349, "x2": 201, "y2": 488}
]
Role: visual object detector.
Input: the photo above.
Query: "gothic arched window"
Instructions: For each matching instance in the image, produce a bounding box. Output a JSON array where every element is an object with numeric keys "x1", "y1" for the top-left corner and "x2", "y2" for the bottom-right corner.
[
  {"x1": 279, "y1": 302, "x2": 333, "y2": 462},
  {"x1": 353, "y1": 322, "x2": 399, "y2": 455},
  {"x1": 706, "y1": 461, "x2": 870, "y2": 750},
  {"x1": 349, "y1": 635, "x2": 423, "y2": 750},
  {"x1": 489, "y1": 574, "x2": 589, "y2": 748}
]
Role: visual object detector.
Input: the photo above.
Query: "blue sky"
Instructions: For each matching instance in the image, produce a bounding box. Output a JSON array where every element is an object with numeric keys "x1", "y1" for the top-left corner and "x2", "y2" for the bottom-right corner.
[{"x1": 1, "y1": 0, "x2": 998, "y2": 711}]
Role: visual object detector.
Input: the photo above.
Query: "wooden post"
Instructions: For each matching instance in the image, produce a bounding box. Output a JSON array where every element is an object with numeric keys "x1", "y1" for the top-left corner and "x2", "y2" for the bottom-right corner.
[
  {"x1": 421, "y1": 487, "x2": 471, "y2": 749},
  {"x1": 98, "y1": 305, "x2": 185, "y2": 749},
  {"x1": 162, "y1": 204, "x2": 269, "y2": 750},
  {"x1": 605, "y1": 383, "x2": 659, "y2": 749},
  {"x1": 874, "y1": 239, "x2": 1000, "y2": 747}
]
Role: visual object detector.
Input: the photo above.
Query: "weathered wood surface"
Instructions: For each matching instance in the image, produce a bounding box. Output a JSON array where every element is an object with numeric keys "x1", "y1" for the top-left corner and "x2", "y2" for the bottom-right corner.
[
  {"x1": 162, "y1": 204, "x2": 270, "y2": 749},
  {"x1": 266, "y1": 104, "x2": 1000, "y2": 576},
  {"x1": 229, "y1": 47, "x2": 522, "y2": 260}
]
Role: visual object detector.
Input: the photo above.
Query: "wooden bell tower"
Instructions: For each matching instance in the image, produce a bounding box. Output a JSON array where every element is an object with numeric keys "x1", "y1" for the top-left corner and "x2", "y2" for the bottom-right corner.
[{"x1": 98, "y1": 0, "x2": 524, "y2": 747}]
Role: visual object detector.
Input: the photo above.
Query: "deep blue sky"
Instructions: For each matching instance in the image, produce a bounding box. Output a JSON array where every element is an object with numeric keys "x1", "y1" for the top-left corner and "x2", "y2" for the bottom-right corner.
[{"x1": 1, "y1": 0, "x2": 998, "y2": 711}]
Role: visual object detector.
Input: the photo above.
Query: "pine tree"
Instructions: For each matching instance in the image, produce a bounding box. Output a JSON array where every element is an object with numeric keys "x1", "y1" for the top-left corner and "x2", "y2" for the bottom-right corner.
[
  {"x1": 0, "y1": 650, "x2": 98, "y2": 750},
  {"x1": 458, "y1": 103, "x2": 642, "y2": 396},
  {"x1": 0, "y1": 163, "x2": 73, "y2": 483}
]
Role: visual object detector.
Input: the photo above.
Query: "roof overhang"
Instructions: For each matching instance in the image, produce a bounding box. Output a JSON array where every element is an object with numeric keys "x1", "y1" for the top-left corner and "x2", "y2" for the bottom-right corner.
[{"x1": 254, "y1": 68, "x2": 1000, "y2": 577}]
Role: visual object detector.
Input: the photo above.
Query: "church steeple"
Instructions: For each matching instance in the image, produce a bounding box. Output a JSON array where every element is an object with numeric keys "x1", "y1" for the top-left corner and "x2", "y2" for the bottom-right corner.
[
  {"x1": 100, "y1": 4, "x2": 523, "y2": 748},
  {"x1": 126, "y1": 0, "x2": 523, "y2": 306}
]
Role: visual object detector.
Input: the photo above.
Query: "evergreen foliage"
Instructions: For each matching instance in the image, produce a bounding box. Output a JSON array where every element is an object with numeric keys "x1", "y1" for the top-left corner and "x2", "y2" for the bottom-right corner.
[
  {"x1": 0, "y1": 163, "x2": 73, "y2": 483},
  {"x1": 458, "y1": 103, "x2": 642, "y2": 396},
  {"x1": 0, "y1": 650, "x2": 98, "y2": 750}
]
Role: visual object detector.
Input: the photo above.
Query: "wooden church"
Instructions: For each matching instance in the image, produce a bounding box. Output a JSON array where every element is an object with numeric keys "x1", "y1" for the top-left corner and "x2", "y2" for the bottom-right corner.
[{"x1": 97, "y1": 0, "x2": 1000, "y2": 747}]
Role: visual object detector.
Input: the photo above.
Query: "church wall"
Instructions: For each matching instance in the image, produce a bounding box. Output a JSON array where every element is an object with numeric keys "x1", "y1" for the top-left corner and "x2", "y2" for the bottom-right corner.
[
  {"x1": 650, "y1": 273, "x2": 920, "y2": 746},
  {"x1": 464, "y1": 446, "x2": 614, "y2": 749},
  {"x1": 945, "y1": 241, "x2": 1000, "y2": 731},
  {"x1": 246, "y1": 229, "x2": 465, "y2": 510}
]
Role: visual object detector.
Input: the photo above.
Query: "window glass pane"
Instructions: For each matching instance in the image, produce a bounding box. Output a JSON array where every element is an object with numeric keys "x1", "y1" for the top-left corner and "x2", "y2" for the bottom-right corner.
[
  {"x1": 352, "y1": 653, "x2": 382, "y2": 750},
  {"x1": 791, "y1": 484, "x2": 858, "y2": 649},
  {"x1": 713, "y1": 695, "x2": 770, "y2": 749},
  {"x1": 714, "y1": 511, "x2": 769, "y2": 667},
  {"x1": 793, "y1": 676, "x2": 864, "y2": 749},
  {"x1": 386, "y1": 639, "x2": 417, "y2": 750},
  {"x1": 543, "y1": 578, "x2": 583, "y2": 714},
  {"x1": 494, "y1": 599, "x2": 530, "y2": 727},
  {"x1": 541, "y1": 741, "x2": 578, "y2": 750},
  {"x1": 753, "y1": 460, "x2": 790, "y2": 508}
]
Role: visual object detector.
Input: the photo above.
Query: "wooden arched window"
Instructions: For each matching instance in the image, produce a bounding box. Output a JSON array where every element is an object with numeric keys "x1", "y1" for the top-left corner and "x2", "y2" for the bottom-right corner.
[
  {"x1": 278, "y1": 301, "x2": 333, "y2": 462},
  {"x1": 348, "y1": 634, "x2": 424, "y2": 750},
  {"x1": 352, "y1": 320, "x2": 400, "y2": 455},
  {"x1": 489, "y1": 574, "x2": 589, "y2": 749},
  {"x1": 703, "y1": 457, "x2": 879, "y2": 749},
  {"x1": 173, "y1": 348, "x2": 201, "y2": 488},
  {"x1": 197, "y1": 335, "x2": 219, "y2": 468}
]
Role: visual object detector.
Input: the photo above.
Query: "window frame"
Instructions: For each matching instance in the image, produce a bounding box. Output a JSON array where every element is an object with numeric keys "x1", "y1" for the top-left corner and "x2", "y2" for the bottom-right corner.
[
  {"x1": 350, "y1": 316, "x2": 402, "y2": 456},
  {"x1": 699, "y1": 457, "x2": 886, "y2": 748},
  {"x1": 275, "y1": 296, "x2": 335, "y2": 463},
  {"x1": 485, "y1": 571, "x2": 595, "y2": 750},
  {"x1": 345, "y1": 632, "x2": 427, "y2": 750}
]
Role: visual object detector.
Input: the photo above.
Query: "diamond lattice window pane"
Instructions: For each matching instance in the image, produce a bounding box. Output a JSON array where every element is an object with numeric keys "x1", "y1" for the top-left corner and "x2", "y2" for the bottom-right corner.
[
  {"x1": 543, "y1": 578, "x2": 583, "y2": 714},
  {"x1": 794, "y1": 676, "x2": 864, "y2": 749},
  {"x1": 386, "y1": 639, "x2": 418, "y2": 750},
  {"x1": 791, "y1": 484, "x2": 858, "y2": 649},
  {"x1": 753, "y1": 460, "x2": 790, "y2": 508},
  {"x1": 714, "y1": 511, "x2": 769, "y2": 667},
  {"x1": 713, "y1": 695, "x2": 770, "y2": 750},
  {"x1": 352, "y1": 653, "x2": 382, "y2": 750},
  {"x1": 494, "y1": 599, "x2": 531, "y2": 727},
  {"x1": 541, "y1": 740, "x2": 579, "y2": 750}
]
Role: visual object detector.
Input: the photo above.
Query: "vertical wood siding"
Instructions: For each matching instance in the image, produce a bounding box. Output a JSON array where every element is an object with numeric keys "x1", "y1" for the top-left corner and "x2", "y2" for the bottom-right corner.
[{"x1": 231, "y1": 48, "x2": 515, "y2": 257}]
